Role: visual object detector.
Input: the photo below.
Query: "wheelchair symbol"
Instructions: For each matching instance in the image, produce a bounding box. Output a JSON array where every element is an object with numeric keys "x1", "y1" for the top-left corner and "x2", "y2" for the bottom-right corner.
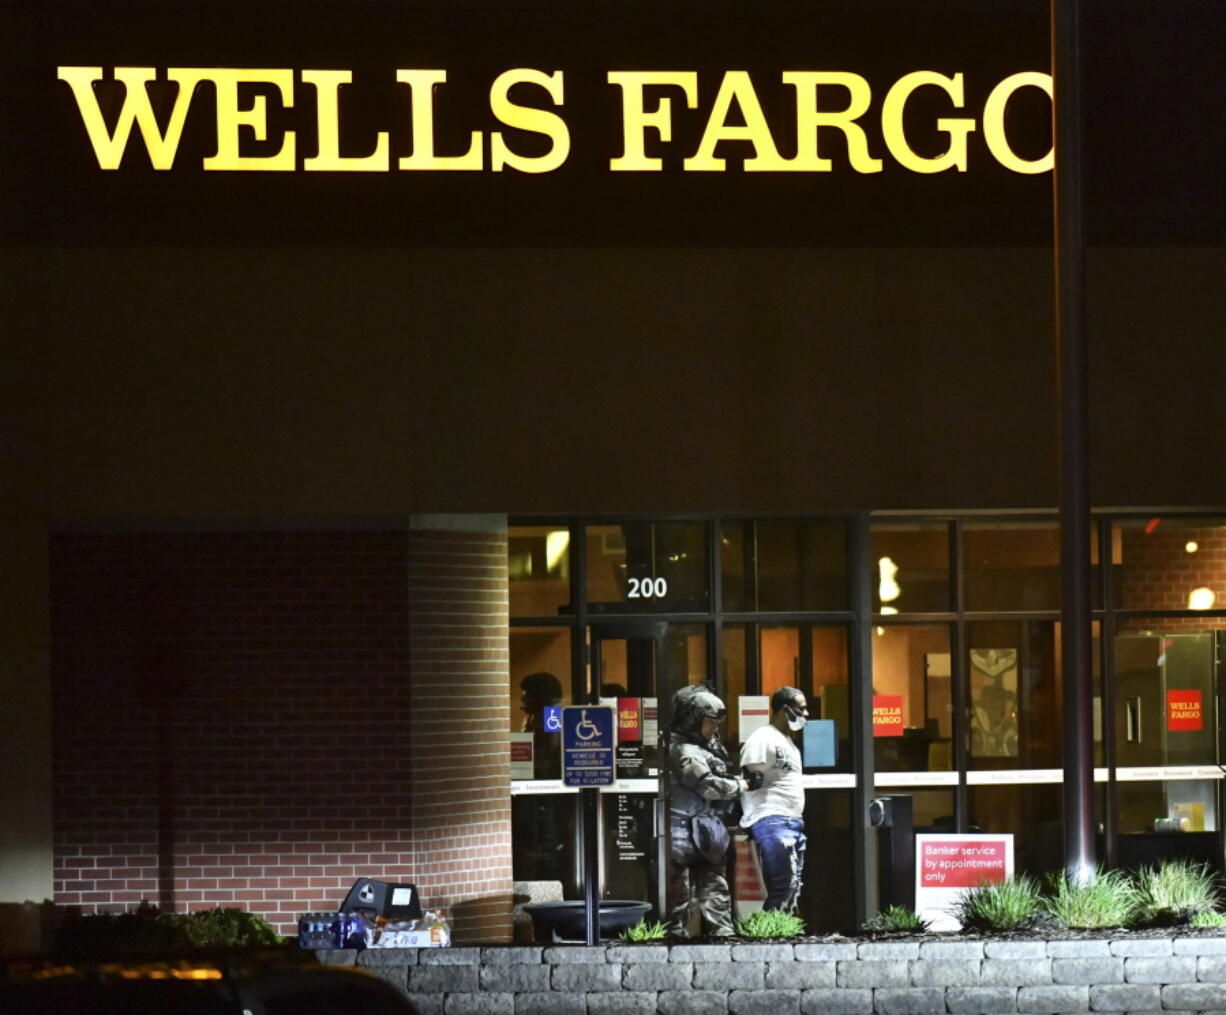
[
  {"x1": 575, "y1": 710, "x2": 601, "y2": 741},
  {"x1": 543, "y1": 707, "x2": 562, "y2": 733}
]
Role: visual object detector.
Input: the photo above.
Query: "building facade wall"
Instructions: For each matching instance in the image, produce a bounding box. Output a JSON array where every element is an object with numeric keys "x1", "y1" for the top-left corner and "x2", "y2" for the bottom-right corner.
[
  {"x1": 407, "y1": 519, "x2": 514, "y2": 943},
  {"x1": 48, "y1": 524, "x2": 514, "y2": 941}
]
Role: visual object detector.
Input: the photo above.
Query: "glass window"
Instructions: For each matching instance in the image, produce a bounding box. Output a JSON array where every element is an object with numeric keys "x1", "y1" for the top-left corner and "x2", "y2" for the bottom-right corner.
[
  {"x1": 1113, "y1": 516, "x2": 1226, "y2": 612},
  {"x1": 719, "y1": 523, "x2": 751, "y2": 612},
  {"x1": 720, "y1": 519, "x2": 848, "y2": 613},
  {"x1": 870, "y1": 625, "x2": 953, "y2": 772},
  {"x1": 585, "y1": 522, "x2": 708, "y2": 614},
  {"x1": 966, "y1": 784, "x2": 1089, "y2": 878},
  {"x1": 512, "y1": 793, "x2": 577, "y2": 892},
  {"x1": 721, "y1": 623, "x2": 748, "y2": 746},
  {"x1": 905, "y1": 789, "x2": 957, "y2": 833},
  {"x1": 870, "y1": 523, "x2": 950, "y2": 613},
  {"x1": 1113, "y1": 630, "x2": 1220, "y2": 839},
  {"x1": 967, "y1": 620, "x2": 1060, "y2": 769},
  {"x1": 758, "y1": 624, "x2": 850, "y2": 771},
  {"x1": 963, "y1": 521, "x2": 1100, "y2": 612},
  {"x1": 591, "y1": 622, "x2": 707, "y2": 776},
  {"x1": 510, "y1": 627, "x2": 571, "y2": 780},
  {"x1": 509, "y1": 525, "x2": 572, "y2": 618}
]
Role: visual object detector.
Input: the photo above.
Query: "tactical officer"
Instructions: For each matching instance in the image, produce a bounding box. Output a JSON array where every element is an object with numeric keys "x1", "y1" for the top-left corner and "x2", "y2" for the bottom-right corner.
[{"x1": 666, "y1": 684, "x2": 760, "y2": 937}]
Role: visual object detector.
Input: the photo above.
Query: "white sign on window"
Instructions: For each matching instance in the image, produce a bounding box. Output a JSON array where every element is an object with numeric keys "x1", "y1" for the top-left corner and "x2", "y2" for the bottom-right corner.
[{"x1": 739, "y1": 695, "x2": 771, "y2": 741}]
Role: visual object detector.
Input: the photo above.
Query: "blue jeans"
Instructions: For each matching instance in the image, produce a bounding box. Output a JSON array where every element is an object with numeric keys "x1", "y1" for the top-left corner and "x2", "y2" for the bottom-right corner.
[{"x1": 748, "y1": 815, "x2": 806, "y2": 913}]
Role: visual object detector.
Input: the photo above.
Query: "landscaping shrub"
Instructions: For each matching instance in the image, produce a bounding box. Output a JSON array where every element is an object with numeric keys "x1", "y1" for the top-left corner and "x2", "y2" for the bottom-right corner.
[
  {"x1": 1132, "y1": 859, "x2": 1221, "y2": 926},
  {"x1": 735, "y1": 909, "x2": 805, "y2": 938},
  {"x1": 1043, "y1": 867, "x2": 1138, "y2": 929},
  {"x1": 618, "y1": 917, "x2": 670, "y2": 942},
  {"x1": 160, "y1": 908, "x2": 281, "y2": 948},
  {"x1": 862, "y1": 905, "x2": 930, "y2": 934},
  {"x1": 952, "y1": 875, "x2": 1042, "y2": 932},
  {"x1": 54, "y1": 905, "x2": 282, "y2": 956}
]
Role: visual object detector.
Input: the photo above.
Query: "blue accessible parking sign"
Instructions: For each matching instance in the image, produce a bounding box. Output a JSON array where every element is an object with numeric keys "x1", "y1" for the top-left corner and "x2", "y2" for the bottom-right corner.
[{"x1": 561, "y1": 706, "x2": 615, "y2": 787}]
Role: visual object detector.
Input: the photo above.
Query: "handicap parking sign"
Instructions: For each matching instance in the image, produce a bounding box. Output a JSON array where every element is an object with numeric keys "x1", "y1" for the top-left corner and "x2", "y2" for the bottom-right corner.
[{"x1": 561, "y1": 706, "x2": 615, "y2": 787}]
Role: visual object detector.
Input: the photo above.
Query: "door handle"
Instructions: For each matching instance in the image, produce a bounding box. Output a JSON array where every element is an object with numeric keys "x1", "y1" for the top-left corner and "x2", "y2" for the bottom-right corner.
[{"x1": 1126, "y1": 696, "x2": 1142, "y2": 743}]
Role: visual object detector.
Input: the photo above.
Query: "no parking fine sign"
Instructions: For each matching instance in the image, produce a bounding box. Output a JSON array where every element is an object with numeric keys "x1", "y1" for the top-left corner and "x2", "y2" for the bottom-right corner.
[{"x1": 562, "y1": 706, "x2": 615, "y2": 787}]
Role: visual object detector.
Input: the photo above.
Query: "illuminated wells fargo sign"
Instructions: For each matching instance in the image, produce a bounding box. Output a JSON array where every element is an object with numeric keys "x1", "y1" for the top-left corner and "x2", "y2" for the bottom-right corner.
[{"x1": 57, "y1": 66, "x2": 1052, "y2": 175}]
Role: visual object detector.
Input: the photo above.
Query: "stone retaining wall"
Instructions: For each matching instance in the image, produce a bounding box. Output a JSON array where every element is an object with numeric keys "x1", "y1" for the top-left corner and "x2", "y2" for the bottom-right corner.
[{"x1": 315, "y1": 936, "x2": 1226, "y2": 1014}]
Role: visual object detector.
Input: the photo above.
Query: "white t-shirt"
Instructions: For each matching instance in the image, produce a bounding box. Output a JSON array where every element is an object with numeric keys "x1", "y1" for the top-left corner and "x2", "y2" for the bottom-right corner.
[{"x1": 739, "y1": 723, "x2": 804, "y2": 827}]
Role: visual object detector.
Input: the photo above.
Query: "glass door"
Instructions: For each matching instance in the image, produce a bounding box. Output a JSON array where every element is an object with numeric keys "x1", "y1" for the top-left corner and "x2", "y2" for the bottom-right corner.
[
  {"x1": 1113, "y1": 631, "x2": 1223, "y2": 871},
  {"x1": 590, "y1": 622, "x2": 709, "y2": 917}
]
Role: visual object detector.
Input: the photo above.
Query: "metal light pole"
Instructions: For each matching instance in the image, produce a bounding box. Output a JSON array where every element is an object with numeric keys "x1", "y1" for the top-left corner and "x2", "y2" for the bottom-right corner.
[{"x1": 1052, "y1": 0, "x2": 1096, "y2": 884}]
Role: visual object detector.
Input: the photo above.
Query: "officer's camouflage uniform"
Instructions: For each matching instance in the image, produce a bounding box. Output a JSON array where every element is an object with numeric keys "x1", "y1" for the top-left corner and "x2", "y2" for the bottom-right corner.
[{"x1": 666, "y1": 686, "x2": 744, "y2": 937}]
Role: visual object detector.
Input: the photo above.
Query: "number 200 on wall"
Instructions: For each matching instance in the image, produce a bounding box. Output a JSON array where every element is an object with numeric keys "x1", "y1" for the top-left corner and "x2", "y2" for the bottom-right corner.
[{"x1": 627, "y1": 576, "x2": 668, "y2": 599}]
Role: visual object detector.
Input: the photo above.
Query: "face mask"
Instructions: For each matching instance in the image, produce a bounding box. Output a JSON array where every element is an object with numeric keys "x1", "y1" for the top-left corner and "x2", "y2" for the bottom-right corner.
[{"x1": 785, "y1": 704, "x2": 808, "y2": 732}]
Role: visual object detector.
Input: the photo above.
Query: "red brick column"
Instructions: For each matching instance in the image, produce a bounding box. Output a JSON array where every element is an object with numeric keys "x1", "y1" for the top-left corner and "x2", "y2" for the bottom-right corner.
[
  {"x1": 408, "y1": 517, "x2": 513, "y2": 943},
  {"x1": 49, "y1": 530, "x2": 414, "y2": 935}
]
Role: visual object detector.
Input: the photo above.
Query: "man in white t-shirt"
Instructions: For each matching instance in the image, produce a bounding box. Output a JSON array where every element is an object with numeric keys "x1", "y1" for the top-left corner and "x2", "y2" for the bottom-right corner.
[{"x1": 739, "y1": 686, "x2": 809, "y2": 913}]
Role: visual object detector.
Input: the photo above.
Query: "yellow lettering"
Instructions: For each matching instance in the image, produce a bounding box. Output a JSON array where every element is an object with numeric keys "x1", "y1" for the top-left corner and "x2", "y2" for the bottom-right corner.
[
  {"x1": 57, "y1": 66, "x2": 199, "y2": 170},
  {"x1": 204, "y1": 69, "x2": 296, "y2": 171},
  {"x1": 396, "y1": 69, "x2": 483, "y2": 171},
  {"x1": 301, "y1": 69, "x2": 389, "y2": 171},
  {"x1": 489, "y1": 69, "x2": 569, "y2": 173},
  {"x1": 684, "y1": 71, "x2": 787, "y2": 172},
  {"x1": 607, "y1": 71, "x2": 697, "y2": 171},
  {"x1": 782, "y1": 71, "x2": 882, "y2": 173},
  {"x1": 982, "y1": 71, "x2": 1052, "y2": 174},
  {"x1": 881, "y1": 71, "x2": 974, "y2": 173}
]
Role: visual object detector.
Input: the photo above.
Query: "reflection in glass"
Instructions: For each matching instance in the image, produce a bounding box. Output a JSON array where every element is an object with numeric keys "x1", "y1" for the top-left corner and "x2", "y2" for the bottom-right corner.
[
  {"x1": 1113, "y1": 516, "x2": 1226, "y2": 611},
  {"x1": 870, "y1": 524, "x2": 951, "y2": 613},
  {"x1": 510, "y1": 627, "x2": 571, "y2": 779},
  {"x1": 509, "y1": 525, "x2": 572, "y2": 618},
  {"x1": 586, "y1": 523, "x2": 708, "y2": 614}
]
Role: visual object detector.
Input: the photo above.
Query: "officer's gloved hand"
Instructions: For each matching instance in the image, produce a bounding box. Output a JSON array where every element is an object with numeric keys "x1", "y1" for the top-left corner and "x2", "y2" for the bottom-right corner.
[{"x1": 742, "y1": 769, "x2": 764, "y2": 791}]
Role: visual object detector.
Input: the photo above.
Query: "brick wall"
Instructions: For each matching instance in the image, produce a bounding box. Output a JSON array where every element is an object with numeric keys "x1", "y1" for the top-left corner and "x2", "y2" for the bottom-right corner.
[
  {"x1": 49, "y1": 526, "x2": 513, "y2": 941},
  {"x1": 408, "y1": 525, "x2": 513, "y2": 944}
]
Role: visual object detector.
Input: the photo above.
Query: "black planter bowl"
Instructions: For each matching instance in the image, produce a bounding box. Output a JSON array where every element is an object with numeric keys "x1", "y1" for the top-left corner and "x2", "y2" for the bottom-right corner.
[{"x1": 523, "y1": 900, "x2": 653, "y2": 942}]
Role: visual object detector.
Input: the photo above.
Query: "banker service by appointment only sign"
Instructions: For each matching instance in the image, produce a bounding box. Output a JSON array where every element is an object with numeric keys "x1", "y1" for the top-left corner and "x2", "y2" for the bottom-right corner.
[{"x1": 915, "y1": 833, "x2": 1014, "y2": 931}]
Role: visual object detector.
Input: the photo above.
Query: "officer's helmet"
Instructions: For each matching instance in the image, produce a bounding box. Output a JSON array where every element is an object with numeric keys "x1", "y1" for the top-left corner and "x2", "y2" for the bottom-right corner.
[{"x1": 672, "y1": 685, "x2": 727, "y2": 736}]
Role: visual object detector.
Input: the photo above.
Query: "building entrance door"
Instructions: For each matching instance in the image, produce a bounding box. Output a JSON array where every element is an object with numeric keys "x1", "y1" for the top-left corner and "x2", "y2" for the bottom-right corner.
[
  {"x1": 589, "y1": 622, "x2": 710, "y2": 921},
  {"x1": 1113, "y1": 631, "x2": 1224, "y2": 872}
]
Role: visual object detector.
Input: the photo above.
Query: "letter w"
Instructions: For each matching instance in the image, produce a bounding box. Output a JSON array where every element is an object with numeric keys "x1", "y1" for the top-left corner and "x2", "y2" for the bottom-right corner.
[{"x1": 58, "y1": 67, "x2": 202, "y2": 169}]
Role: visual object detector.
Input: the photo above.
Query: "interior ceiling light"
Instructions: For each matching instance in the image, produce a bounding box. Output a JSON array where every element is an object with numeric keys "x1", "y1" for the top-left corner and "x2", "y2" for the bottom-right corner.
[
  {"x1": 1188, "y1": 586, "x2": 1216, "y2": 610},
  {"x1": 881, "y1": 605, "x2": 899, "y2": 615},
  {"x1": 878, "y1": 556, "x2": 901, "y2": 604},
  {"x1": 545, "y1": 530, "x2": 570, "y2": 572},
  {"x1": 1186, "y1": 541, "x2": 1199, "y2": 553}
]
